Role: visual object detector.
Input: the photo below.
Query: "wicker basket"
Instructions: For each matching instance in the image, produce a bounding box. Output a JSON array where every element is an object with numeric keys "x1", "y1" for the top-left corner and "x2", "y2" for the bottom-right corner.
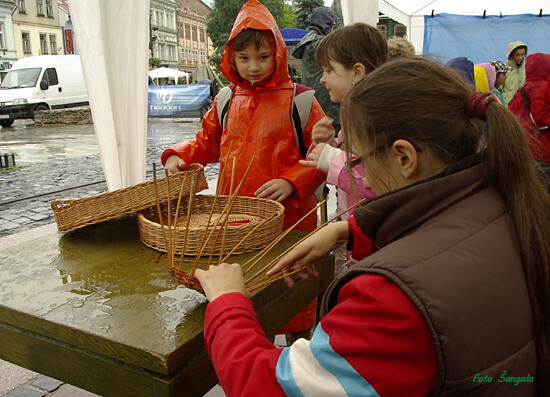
[
  {"x1": 137, "y1": 194, "x2": 285, "y2": 256},
  {"x1": 51, "y1": 164, "x2": 208, "y2": 233}
]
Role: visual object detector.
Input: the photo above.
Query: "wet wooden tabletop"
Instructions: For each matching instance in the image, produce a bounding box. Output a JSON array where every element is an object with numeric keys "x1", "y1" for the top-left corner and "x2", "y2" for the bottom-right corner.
[{"x1": 0, "y1": 214, "x2": 334, "y2": 397}]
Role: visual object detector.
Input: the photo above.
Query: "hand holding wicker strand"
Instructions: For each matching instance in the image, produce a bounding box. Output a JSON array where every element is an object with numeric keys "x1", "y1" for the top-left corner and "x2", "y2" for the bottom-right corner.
[
  {"x1": 169, "y1": 266, "x2": 205, "y2": 294},
  {"x1": 163, "y1": 155, "x2": 186, "y2": 176},
  {"x1": 195, "y1": 263, "x2": 249, "y2": 302},
  {"x1": 266, "y1": 221, "x2": 349, "y2": 288}
]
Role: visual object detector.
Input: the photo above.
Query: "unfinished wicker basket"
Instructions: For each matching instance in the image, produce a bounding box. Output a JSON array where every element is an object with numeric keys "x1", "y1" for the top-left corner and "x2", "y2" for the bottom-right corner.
[
  {"x1": 51, "y1": 164, "x2": 208, "y2": 233},
  {"x1": 137, "y1": 194, "x2": 285, "y2": 256}
]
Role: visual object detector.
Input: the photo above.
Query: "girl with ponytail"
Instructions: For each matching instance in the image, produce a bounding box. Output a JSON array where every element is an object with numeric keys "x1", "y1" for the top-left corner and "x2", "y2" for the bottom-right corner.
[{"x1": 196, "y1": 58, "x2": 549, "y2": 396}]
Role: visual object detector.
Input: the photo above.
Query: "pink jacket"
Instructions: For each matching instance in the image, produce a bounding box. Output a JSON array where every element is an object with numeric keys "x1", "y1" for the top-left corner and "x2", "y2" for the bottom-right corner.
[{"x1": 309, "y1": 130, "x2": 376, "y2": 221}]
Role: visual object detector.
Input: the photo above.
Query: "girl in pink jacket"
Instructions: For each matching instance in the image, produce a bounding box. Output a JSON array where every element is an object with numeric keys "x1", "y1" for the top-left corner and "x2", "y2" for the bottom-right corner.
[{"x1": 301, "y1": 23, "x2": 387, "y2": 262}]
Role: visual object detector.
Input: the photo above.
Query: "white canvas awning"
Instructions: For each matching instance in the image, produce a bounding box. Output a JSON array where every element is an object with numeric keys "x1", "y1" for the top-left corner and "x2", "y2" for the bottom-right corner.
[{"x1": 68, "y1": 0, "x2": 150, "y2": 191}]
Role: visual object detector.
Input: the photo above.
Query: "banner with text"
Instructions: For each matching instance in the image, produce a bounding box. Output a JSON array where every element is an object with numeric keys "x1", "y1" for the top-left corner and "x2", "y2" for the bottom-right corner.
[{"x1": 148, "y1": 84, "x2": 211, "y2": 117}]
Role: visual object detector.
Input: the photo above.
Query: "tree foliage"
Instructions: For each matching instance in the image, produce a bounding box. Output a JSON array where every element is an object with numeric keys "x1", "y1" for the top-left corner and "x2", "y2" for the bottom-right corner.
[
  {"x1": 292, "y1": 0, "x2": 324, "y2": 30},
  {"x1": 207, "y1": 0, "x2": 286, "y2": 72},
  {"x1": 282, "y1": 1, "x2": 297, "y2": 28}
]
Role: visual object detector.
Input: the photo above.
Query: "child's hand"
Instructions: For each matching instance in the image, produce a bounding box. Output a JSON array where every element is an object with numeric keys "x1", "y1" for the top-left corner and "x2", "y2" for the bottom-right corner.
[
  {"x1": 163, "y1": 155, "x2": 186, "y2": 176},
  {"x1": 266, "y1": 221, "x2": 349, "y2": 288},
  {"x1": 195, "y1": 263, "x2": 249, "y2": 302},
  {"x1": 299, "y1": 143, "x2": 326, "y2": 168},
  {"x1": 255, "y1": 179, "x2": 294, "y2": 202},
  {"x1": 312, "y1": 117, "x2": 335, "y2": 145}
]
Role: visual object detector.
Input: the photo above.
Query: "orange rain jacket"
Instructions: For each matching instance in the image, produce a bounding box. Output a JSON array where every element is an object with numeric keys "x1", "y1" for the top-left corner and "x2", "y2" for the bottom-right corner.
[
  {"x1": 161, "y1": 0, "x2": 326, "y2": 333},
  {"x1": 161, "y1": 0, "x2": 326, "y2": 233}
]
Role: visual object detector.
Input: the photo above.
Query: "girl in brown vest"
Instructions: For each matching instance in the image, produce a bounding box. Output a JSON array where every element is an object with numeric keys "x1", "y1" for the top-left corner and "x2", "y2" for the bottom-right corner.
[{"x1": 196, "y1": 58, "x2": 550, "y2": 396}]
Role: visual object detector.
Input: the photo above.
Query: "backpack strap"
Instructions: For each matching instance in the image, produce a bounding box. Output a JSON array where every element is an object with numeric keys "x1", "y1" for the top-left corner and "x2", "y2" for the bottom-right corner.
[
  {"x1": 216, "y1": 83, "x2": 314, "y2": 158},
  {"x1": 216, "y1": 84, "x2": 236, "y2": 131},
  {"x1": 520, "y1": 86, "x2": 531, "y2": 111},
  {"x1": 291, "y1": 83, "x2": 315, "y2": 158}
]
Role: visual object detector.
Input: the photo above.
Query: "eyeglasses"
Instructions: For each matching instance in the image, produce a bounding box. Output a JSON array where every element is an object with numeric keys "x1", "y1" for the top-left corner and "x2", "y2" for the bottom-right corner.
[{"x1": 344, "y1": 141, "x2": 423, "y2": 179}]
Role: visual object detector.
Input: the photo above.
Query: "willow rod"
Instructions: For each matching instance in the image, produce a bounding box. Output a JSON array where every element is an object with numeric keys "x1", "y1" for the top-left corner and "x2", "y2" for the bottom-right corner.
[
  {"x1": 206, "y1": 155, "x2": 256, "y2": 270},
  {"x1": 241, "y1": 200, "x2": 325, "y2": 278},
  {"x1": 190, "y1": 141, "x2": 233, "y2": 271}
]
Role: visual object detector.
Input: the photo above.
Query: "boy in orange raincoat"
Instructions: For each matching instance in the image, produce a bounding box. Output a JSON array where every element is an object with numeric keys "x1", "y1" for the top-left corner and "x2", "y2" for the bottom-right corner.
[{"x1": 161, "y1": 0, "x2": 326, "y2": 339}]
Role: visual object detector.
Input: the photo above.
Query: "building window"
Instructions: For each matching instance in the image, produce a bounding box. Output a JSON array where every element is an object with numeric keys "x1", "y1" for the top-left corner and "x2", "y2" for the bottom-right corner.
[
  {"x1": 18, "y1": 0, "x2": 26, "y2": 13},
  {"x1": 49, "y1": 34, "x2": 56, "y2": 54},
  {"x1": 22, "y1": 32, "x2": 31, "y2": 53},
  {"x1": 40, "y1": 33, "x2": 48, "y2": 54},
  {"x1": 200, "y1": 28, "x2": 205, "y2": 43},
  {"x1": 0, "y1": 25, "x2": 4, "y2": 50},
  {"x1": 185, "y1": 24, "x2": 190, "y2": 40},
  {"x1": 192, "y1": 26, "x2": 197, "y2": 41},
  {"x1": 45, "y1": 0, "x2": 53, "y2": 17},
  {"x1": 181, "y1": 48, "x2": 184, "y2": 62},
  {"x1": 156, "y1": 11, "x2": 161, "y2": 26},
  {"x1": 187, "y1": 48, "x2": 191, "y2": 62},
  {"x1": 193, "y1": 50, "x2": 197, "y2": 63},
  {"x1": 200, "y1": 51, "x2": 205, "y2": 64},
  {"x1": 36, "y1": 0, "x2": 44, "y2": 16}
]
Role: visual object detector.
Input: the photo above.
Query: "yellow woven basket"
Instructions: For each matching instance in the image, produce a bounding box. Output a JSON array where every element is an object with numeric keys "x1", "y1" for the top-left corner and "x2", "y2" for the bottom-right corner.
[
  {"x1": 137, "y1": 194, "x2": 285, "y2": 256},
  {"x1": 51, "y1": 164, "x2": 208, "y2": 233}
]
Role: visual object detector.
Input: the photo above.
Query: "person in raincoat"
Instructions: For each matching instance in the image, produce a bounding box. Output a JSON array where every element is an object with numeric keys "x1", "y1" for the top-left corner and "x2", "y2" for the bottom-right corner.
[
  {"x1": 291, "y1": 7, "x2": 339, "y2": 131},
  {"x1": 501, "y1": 41, "x2": 528, "y2": 105},
  {"x1": 509, "y1": 53, "x2": 550, "y2": 163},
  {"x1": 161, "y1": 0, "x2": 326, "y2": 338},
  {"x1": 445, "y1": 57, "x2": 475, "y2": 90}
]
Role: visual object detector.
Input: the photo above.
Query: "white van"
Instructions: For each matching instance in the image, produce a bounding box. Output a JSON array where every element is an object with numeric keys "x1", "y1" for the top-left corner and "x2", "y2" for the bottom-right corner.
[{"x1": 0, "y1": 55, "x2": 88, "y2": 127}]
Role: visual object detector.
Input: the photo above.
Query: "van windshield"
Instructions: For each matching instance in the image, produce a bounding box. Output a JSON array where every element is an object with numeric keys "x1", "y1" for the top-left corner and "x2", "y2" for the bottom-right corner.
[{"x1": 0, "y1": 68, "x2": 42, "y2": 89}]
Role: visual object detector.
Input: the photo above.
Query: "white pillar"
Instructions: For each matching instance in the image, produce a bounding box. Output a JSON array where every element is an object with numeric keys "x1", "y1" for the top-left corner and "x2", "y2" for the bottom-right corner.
[
  {"x1": 341, "y1": 0, "x2": 379, "y2": 26},
  {"x1": 68, "y1": 0, "x2": 150, "y2": 190}
]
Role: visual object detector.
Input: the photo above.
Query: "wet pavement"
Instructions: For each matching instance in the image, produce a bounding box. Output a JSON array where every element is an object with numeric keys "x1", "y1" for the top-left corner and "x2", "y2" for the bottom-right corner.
[
  {"x1": 0, "y1": 116, "x2": 342, "y2": 397},
  {"x1": 0, "y1": 117, "x2": 226, "y2": 397},
  {"x1": 0, "y1": 118, "x2": 220, "y2": 238}
]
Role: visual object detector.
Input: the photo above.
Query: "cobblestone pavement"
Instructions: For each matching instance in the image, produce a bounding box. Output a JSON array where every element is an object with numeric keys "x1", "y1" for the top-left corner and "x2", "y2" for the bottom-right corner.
[{"x1": 0, "y1": 119, "x2": 220, "y2": 238}]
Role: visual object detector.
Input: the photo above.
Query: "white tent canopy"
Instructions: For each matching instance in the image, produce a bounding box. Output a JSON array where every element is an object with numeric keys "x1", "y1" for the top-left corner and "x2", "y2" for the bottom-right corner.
[
  {"x1": 148, "y1": 67, "x2": 190, "y2": 82},
  {"x1": 69, "y1": 0, "x2": 149, "y2": 191}
]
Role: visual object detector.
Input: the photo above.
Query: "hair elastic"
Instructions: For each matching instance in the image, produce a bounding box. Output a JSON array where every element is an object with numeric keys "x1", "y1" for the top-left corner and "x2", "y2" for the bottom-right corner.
[{"x1": 466, "y1": 92, "x2": 497, "y2": 121}]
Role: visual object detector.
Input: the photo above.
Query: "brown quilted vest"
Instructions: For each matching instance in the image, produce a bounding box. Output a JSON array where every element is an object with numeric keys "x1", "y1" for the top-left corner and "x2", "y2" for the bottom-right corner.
[{"x1": 321, "y1": 164, "x2": 537, "y2": 396}]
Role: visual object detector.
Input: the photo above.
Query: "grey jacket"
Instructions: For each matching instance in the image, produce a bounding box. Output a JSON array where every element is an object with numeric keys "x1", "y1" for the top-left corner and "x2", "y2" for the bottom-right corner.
[{"x1": 291, "y1": 7, "x2": 339, "y2": 127}]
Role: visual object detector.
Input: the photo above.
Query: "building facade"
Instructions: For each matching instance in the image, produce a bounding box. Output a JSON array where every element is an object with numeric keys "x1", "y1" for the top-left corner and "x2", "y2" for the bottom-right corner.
[
  {"x1": 0, "y1": 0, "x2": 17, "y2": 78},
  {"x1": 12, "y1": 0, "x2": 62, "y2": 58},
  {"x1": 176, "y1": 6, "x2": 209, "y2": 74},
  {"x1": 150, "y1": 0, "x2": 179, "y2": 69}
]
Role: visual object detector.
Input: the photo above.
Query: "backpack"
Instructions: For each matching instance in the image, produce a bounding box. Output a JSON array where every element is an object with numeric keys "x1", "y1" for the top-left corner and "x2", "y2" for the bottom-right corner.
[{"x1": 216, "y1": 83, "x2": 315, "y2": 158}]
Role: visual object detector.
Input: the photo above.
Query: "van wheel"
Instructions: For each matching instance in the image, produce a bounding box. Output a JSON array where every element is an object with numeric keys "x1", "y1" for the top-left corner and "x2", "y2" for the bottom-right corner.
[
  {"x1": 35, "y1": 104, "x2": 49, "y2": 112},
  {"x1": 0, "y1": 119, "x2": 14, "y2": 127}
]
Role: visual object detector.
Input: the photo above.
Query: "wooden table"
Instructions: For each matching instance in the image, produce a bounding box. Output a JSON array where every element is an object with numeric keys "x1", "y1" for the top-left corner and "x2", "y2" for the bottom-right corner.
[{"x1": 0, "y1": 214, "x2": 334, "y2": 397}]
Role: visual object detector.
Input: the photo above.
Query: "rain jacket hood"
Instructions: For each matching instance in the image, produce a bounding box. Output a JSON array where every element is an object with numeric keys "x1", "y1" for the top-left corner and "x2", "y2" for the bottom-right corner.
[
  {"x1": 507, "y1": 41, "x2": 528, "y2": 61},
  {"x1": 477, "y1": 62, "x2": 496, "y2": 92},
  {"x1": 220, "y1": 0, "x2": 290, "y2": 90},
  {"x1": 310, "y1": 6, "x2": 336, "y2": 35},
  {"x1": 445, "y1": 57, "x2": 474, "y2": 90}
]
